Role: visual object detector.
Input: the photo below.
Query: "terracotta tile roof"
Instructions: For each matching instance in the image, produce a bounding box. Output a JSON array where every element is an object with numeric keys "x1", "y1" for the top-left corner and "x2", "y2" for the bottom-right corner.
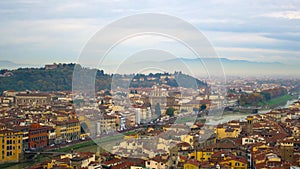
[
  {"x1": 176, "y1": 142, "x2": 191, "y2": 148},
  {"x1": 212, "y1": 150, "x2": 230, "y2": 158},
  {"x1": 102, "y1": 158, "x2": 122, "y2": 166},
  {"x1": 111, "y1": 161, "x2": 135, "y2": 169},
  {"x1": 151, "y1": 156, "x2": 168, "y2": 163}
]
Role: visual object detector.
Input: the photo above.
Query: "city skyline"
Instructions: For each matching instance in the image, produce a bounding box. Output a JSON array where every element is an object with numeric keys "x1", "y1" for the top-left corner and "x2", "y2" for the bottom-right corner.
[{"x1": 2, "y1": 1, "x2": 300, "y2": 168}]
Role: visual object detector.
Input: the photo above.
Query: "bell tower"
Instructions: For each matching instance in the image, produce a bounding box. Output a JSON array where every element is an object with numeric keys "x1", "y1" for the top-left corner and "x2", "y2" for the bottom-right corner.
[{"x1": 246, "y1": 116, "x2": 253, "y2": 135}]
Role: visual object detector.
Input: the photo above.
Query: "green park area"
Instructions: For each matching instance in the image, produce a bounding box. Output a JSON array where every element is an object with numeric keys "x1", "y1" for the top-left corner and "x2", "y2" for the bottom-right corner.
[{"x1": 260, "y1": 94, "x2": 295, "y2": 108}]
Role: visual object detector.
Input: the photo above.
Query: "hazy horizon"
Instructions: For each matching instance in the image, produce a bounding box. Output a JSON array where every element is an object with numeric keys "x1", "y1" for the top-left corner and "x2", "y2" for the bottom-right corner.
[{"x1": 1, "y1": 57, "x2": 300, "y2": 78}]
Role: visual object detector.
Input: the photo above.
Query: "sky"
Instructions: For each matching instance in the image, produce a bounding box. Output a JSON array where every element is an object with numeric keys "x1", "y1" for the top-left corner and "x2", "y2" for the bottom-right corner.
[{"x1": 0, "y1": 0, "x2": 300, "y2": 67}]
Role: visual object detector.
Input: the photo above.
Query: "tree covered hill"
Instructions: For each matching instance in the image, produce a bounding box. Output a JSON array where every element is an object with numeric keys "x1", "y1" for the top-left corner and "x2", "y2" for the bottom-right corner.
[
  {"x1": 0, "y1": 63, "x2": 206, "y2": 93},
  {"x1": 238, "y1": 87, "x2": 288, "y2": 107}
]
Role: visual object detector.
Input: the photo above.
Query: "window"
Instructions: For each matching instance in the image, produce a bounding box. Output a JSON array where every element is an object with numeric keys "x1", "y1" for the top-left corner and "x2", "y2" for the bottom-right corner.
[{"x1": 6, "y1": 151, "x2": 12, "y2": 156}]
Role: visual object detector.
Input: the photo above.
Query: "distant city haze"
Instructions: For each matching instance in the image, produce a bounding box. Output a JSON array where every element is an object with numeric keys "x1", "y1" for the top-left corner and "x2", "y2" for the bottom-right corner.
[{"x1": 0, "y1": 58, "x2": 299, "y2": 77}]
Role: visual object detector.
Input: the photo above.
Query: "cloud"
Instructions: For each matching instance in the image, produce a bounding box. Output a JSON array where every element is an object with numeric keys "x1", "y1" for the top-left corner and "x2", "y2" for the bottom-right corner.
[
  {"x1": 263, "y1": 33, "x2": 300, "y2": 42},
  {"x1": 0, "y1": 18, "x2": 100, "y2": 46},
  {"x1": 262, "y1": 11, "x2": 300, "y2": 20},
  {"x1": 0, "y1": 0, "x2": 299, "y2": 66}
]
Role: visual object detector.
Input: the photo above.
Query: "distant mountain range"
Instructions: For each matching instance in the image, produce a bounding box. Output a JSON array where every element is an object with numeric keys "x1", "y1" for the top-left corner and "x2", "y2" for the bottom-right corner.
[
  {"x1": 101, "y1": 58, "x2": 299, "y2": 77},
  {"x1": 1, "y1": 58, "x2": 299, "y2": 77},
  {"x1": 0, "y1": 60, "x2": 39, "y2": 69}
]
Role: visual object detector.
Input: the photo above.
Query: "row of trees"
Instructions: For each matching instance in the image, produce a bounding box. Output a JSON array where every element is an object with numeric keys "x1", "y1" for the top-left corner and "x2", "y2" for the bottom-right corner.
[
  {"x1": 154, "y1": 103, "x2": 175, "y2": 117},
  {"x1": 154, "y1": 103, "x2": 207, "y2": 117},
  {"x1": 115, "y1": 72, "x2": 206, "y2": 89},
  {"x1": 238, "y1": 87, "x2": 288, "y2": 106}
]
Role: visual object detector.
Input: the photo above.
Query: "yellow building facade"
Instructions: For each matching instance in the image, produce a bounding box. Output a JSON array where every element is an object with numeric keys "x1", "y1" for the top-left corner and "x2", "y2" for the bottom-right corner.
[
  {"x1": 0, "y1": 130, "x2": 23, "y2": 164},
  {"x1": 219, "y1": 159, "x2": 248, "y2": 169},
  {"x1": 55, "y1": 119, "x2": 80, "y2": 143},
  {"x1": 183, "y1": 159, "x2": 200, "y2": 169},
  {"x1": 215, "y1": 127, "x2": 241, "y2": 140},
  {"x1": 181, "y1": 134, "x2": 194, "y2": 145},
  {"x1": 190, "y1": 150, "x2": 213, "y2": 162},
  {"x1": 97, "y1": 115, "x2": 117, "y2": 135}
]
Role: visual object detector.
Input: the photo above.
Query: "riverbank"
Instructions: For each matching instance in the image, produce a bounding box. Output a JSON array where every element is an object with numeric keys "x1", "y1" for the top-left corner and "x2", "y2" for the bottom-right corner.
[
  {"x1": 261, "y1": 94, "x2": 296, "y2": 109},
  {"x1": 1, "y1": 154, "x2": 51, "y2": 169},
  {"x1": 0, "y1": 139, "x2": 94, "y2": 168},
  {"x1": 210, "y1": 94, "x2": 300, "y2": 126},
  {"x1": 224, "y1": 94, "x2": 298, "y2": 116}
]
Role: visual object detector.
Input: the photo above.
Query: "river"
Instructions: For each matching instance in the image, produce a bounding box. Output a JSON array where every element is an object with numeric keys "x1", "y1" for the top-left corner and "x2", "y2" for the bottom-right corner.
[
  {"x1": 206, "y1": 95, "x2": 300, "y2": 126},
  {"x1": 282, "y1": 96, "x2": 299, "y2": 108}
]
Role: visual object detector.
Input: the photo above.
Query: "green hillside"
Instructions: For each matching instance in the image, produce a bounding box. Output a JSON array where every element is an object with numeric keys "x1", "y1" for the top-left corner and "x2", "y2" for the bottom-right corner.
[{"x1": 0, "y1": 64, "x2": 206, "y2": 93}]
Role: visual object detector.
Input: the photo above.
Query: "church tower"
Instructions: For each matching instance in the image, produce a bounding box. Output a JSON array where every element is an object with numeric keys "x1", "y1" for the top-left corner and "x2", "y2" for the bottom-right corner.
[{"x1": 246, "y1": 116, "x2": 253, "y2": 135}]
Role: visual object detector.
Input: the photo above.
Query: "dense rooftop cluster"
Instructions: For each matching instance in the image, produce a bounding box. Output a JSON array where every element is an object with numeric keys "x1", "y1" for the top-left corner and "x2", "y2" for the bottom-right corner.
[{"x1": 1, "y1": 67, "x2": 300, "y2": 168}]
